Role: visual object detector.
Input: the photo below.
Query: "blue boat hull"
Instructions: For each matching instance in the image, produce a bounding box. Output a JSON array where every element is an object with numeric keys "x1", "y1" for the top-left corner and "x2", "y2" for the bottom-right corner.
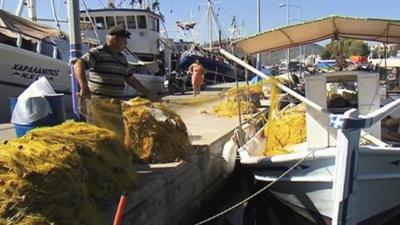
[{"x1": 179, "y1": 55, "x2": 246, "y2": 84}]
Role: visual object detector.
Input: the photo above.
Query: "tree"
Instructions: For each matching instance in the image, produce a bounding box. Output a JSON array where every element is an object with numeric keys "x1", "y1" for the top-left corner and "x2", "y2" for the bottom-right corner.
[
  {"x1": 320, "y1": 41, "x2": 336, "y2": 59},
  {"x1": 320, "y1": 39, "x2": 370, "y2": 59},
  {"x1": 346, "y1": 40, "x2": 370, "y2": 56}
]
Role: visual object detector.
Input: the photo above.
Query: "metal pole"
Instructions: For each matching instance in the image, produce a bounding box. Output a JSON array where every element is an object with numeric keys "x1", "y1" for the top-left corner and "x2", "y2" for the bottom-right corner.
[
  {"x1": 208, "y1": 0, "x2": 212, "y2": 51},
  {"x1": 231, "y1": 46, "x2": 243, "y2": 135},
  {"x1": 27, "y1": 0, "x2": 37, "y2": 21},
  {"x1": 286, "y1": 0, "x2": 290, "y2": 68},
  {"x1": 67, "y1": 0, "x2": 82, "y2": 120},
  {"x1": 256, "y1": 0, "x2": 261, "y2": 70},
  {"x1": 16, "y1": 0, "x2": 25, "y2": 16},
  {"x1": 0, "y1": 0, "x2": 4, "y2": 10}
]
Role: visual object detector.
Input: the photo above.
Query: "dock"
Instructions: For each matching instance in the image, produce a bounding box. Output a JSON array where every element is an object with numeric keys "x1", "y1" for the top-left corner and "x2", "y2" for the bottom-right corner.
[
  {"x1": 100, "y1": 91, "x2": 241, "y2": 225},
  {"x1": 1, "y1": 89, "x2": 250, "y2": 225}
]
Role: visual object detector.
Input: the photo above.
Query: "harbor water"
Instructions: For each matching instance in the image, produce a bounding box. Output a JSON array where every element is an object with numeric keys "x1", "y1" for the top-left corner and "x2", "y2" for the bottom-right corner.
[{"x1": 196, "y1": 164, "x2": 400, "y2": 225}]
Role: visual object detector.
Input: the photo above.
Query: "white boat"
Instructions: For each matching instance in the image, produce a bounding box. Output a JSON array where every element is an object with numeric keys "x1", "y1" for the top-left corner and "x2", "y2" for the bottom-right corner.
[
  {"x1": 0, "y1": 0, "x2": 169, "y2": 122},
  {"x1": 0, "y1": 9, "x2": 72, "y2": 122},
  {"x1": 79, "y1": 0, "x2": 167, "y2": 96},
  {"x1": 219, "y1": 15, "x2": 400, "y2": 225}
]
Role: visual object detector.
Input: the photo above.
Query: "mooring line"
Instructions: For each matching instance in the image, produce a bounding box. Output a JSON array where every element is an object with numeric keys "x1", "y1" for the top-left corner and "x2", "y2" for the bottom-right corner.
[{"x1": 194, "y1": 149, "x2": 317, "y2": 225}]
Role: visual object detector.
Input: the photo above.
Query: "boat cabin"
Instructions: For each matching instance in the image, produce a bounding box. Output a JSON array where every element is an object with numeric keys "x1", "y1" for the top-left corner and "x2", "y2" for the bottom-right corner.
[
  {"x1": 305, "y1": 71, "x2": 381, "y2": 149},
  {"x1": 80, "y1": 8, "x2": 162, "y2": 61}
]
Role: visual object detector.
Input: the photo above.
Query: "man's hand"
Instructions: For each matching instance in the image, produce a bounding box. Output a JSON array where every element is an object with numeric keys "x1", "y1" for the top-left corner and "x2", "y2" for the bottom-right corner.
[{"x1": 79, "y1": 86, "x2": 91, "y2": 99}]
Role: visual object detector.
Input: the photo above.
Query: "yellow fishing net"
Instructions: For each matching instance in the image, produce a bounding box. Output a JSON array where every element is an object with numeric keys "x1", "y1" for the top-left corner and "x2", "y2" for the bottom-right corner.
[
  {"x1": 224, "y1": 82, "x2": 264, "y2": 101},
  {"x1": 0, "y1": 121, "x2": 137, "y2": 225},
  {"x1": 85, "y1": 97, "x2": 125, "y2": 143},
  {"x1": 263, "y1": 78, "x2": 307, "y2": 156},
  {"x1": 211, "y1": 82, "x2": 264, "y2": 117},
  {"x1": 211, "y1": 101, "x2": 258, "y2": 118},
  {"x1": 122, "y1": 97, "x2": 192, "y2": 163}
]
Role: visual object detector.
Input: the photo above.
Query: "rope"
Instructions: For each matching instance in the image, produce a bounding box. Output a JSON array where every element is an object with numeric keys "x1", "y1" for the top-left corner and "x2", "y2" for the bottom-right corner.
[
  {"x1": 81, "y1": 0, "x2": 101, "y2": 42},
  {"x1": 193, "y1": 149, "x2": 317, "y2": 225}
]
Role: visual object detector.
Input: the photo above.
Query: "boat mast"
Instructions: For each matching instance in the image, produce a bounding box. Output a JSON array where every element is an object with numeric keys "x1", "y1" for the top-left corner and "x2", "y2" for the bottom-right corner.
[
  {"x1": 207, "y1": 0, "x2": 212, "y2": 51},
  {"x1": 15, "y1": 0, "x2": 25, "y2": 16},
  {"x1": 256, "y1": 0, "x2": 261, "y2": 69},
  {"x1": 27, "y1": 0, "x2": 37, "y2": 21},
  {"x1": 15, "y1": 0, "x2": 37, "y2": 21}
]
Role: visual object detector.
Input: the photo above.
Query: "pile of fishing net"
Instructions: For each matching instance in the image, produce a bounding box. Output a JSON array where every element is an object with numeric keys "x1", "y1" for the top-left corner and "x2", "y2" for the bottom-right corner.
[
  {"x1": 263, "y1": 78, "x2": 307, "y2": 156},
  {"x1": 83, "y1": 97, "x2": 125, "y2": 143},
  {"x1": 211, "y1": 101, "x2": 259, "y2": 118},
  {"x1": 211, "y1": 82, "x2": 264, "y2": 118},
  {"x1": 0, "y1": 121, "x2": 137, "y2": 225},
  {"x1": 224, "y1": 82, "x2": 264, "y2": 101},
  {"x1": 122, "y1": 97, "x2": 192, "y2": 163}
]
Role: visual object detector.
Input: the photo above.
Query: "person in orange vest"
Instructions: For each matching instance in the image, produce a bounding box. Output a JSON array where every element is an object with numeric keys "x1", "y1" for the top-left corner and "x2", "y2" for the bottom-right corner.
[{"x1": 188, "y1": 59, "x2": 205, "y2": 96}]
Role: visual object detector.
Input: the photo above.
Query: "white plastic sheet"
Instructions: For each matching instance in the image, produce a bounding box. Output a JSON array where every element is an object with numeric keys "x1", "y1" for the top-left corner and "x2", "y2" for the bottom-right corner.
[{"x1": 11, "y1": 77, "x2": 56, "y2": 124}]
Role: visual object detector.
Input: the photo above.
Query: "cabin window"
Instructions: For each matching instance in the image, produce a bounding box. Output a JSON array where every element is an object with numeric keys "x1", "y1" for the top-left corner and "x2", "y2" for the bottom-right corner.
[
  {"x1": 148, "y1": 17, "x2": 159, "y2": 31},
  {"x1": 80, "y1": 17, "x2": 84, "y2": 21},
  {"x1": 149, "y1": 16, "x2": 156, "y2": 31},
  {"x1": 126, "y1": 16, "x2": 137, "y2": 29},
  {"x1": 80, "y1": 21, "x2": 93, "y2": 30},
  {"x1": 183, "y1": 45, "x2": 188, "y2": 51},
  {"x1": 106, "y1": 16, "x2": 115, "y2": 29},
  {"x1": 116, "y1": 16, "x2": 126, "y2": 28},
  {"x1": 85, "y1": 17, "x2": 90, "y2": 21},
  {"x1": 95, "y1": 17, "x2": 105, "y2": 30},
  {"x1": 155, "y1": 18, "x2": 159, "y2": 32},
  {"x1": 137, "y1": 15, "x2": 146, "y2": 29},
  {"x1": 176, "y1": 45, "x2": 182, "y2": 52}
]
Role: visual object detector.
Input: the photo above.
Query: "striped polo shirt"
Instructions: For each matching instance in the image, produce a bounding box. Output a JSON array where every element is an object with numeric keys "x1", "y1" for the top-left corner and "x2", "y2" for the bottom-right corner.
[{"x1": 81, "y1": 44, "x2": 131, "y2": 98}]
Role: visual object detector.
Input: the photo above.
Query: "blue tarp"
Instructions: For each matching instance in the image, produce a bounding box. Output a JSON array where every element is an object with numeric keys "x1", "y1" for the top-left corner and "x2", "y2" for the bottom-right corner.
[{"x1": 250, "y1": 67, "x2": 270, "y2": 84}]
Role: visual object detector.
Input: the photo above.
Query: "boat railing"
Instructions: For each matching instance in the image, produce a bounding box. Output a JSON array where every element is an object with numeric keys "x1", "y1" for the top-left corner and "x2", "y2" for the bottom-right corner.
[{"x1": 219, "y1": 48, "x2": 400, "y2": 147}]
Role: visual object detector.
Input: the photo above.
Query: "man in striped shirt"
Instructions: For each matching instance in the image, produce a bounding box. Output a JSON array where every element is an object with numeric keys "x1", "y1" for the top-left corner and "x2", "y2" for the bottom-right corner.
[
  {"x1": 73, "y1": 24, "x2": 159, "y2": 139},
  {"x1": 74, "y1": 24, "x2": 158, "y2": 100}
]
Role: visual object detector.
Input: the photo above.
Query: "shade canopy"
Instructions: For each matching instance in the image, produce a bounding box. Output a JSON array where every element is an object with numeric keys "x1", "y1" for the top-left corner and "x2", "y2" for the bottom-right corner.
[
  {"x1": 235, "y1": 15, "x2": 400, "y2": 54},
  {"x1": 0, "y1": 9, "x2": 65, "y2": 41}
]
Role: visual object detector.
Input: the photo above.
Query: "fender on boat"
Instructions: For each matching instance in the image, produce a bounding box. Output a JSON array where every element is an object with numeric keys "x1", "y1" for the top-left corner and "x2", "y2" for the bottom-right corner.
[{"x1": 221, "y1": 138, "x2": 238, "y2": 177}]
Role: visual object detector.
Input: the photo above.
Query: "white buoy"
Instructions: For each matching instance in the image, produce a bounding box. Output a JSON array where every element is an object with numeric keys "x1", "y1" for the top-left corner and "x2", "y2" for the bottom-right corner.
[{"x1": 221, "y1": 138, "x2": 238, "y2": 177}]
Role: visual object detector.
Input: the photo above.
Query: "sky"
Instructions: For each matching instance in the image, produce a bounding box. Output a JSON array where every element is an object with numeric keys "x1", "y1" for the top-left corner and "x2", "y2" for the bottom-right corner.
[{"x1": 3, "y1": 0, "x2": 400, "y2": 44}]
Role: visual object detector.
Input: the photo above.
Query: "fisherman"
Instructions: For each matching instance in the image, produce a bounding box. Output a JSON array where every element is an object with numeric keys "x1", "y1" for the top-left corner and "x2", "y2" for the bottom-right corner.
[
  {"x1": 74, "y1": 24, "x2": 159, "y2": 140},
  {"x1": 74, "y1": 23, "x2": 158, "y2": 101},
  {"x1": 188, "y1": 59, "x2": 204, "y2": 96}
]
